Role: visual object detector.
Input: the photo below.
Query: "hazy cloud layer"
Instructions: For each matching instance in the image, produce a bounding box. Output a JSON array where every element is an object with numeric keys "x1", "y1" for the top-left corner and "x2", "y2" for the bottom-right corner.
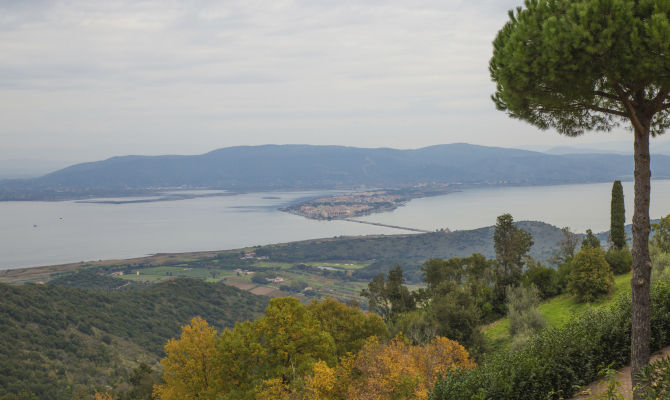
[{"x1": 1, "y1": 0, "x2": 662, "y2": 164}]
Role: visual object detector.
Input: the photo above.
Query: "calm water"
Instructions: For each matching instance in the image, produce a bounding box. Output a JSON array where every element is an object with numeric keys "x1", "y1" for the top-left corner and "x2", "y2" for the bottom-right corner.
[
  {"x1": 2, "y1": 181, "x2": 670, "y2": 270},
  {"x1": 359, "y1": 180, "x2": 670, "y2": 233}
]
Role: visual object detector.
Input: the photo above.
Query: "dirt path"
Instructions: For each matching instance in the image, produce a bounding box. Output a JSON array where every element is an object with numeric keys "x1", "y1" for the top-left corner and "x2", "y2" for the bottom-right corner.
[{"x1": 570, "y1": 346, "x2": 670, "y2": 399}]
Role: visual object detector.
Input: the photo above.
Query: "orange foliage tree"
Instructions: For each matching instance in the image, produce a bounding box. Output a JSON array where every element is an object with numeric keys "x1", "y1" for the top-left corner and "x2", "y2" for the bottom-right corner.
[
  {"x1": 306, "y1": 336, "x2": 475, "y2": 400},
  {"x1": 93, "y1": 392, "x2": 114, "y2": 400}
]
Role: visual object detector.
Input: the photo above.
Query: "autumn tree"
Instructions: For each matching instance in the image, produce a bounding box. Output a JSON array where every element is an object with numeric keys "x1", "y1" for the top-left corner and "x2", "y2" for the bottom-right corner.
[
  {"x1": 306, "y1": 298, "x2": 387, "y2": 358},
  {"x1": 306, "y1": 336, "x2": 475, "y2": 400},
  {"x1": 216, "y1": 297, "x2": 336, "y2": 397},
  {"x1": 490, "y1": 1, "x2": 670, "y2": 393},
  {"x1": 610, "y1": 180, "x2": 627, "y2": 249},
  {"x1": 94, "y1": 393, "x2": 114, "y2": 400},
  {"x1": 153, "y1": 317, "x2": 220, "y2": 400}
]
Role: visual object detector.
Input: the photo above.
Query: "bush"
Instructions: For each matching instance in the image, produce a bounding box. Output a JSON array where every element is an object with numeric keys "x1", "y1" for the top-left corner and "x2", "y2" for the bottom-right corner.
[
  {"x1": 431, "y1": 288, "x2": 487, "y2": 356},
  {"x1": 506, "y1": 285, "x2": 545, "y2": 337},
  {"x1": 429, "y1": 280, "x2": 670, "y2": 400},
  {"x1": 651, "y1": 243, "x2": 670, "y2": 282},
  {"x1": 568, "y1": 247, "x2": 613, "y2": 302},
  {"x1": 522, "y1": 260, "x2": 560, "y2": 299},
  {"x1": 635, "y1": 356, "x2": 670, "y2": 400},
  {"x1": 250, "y1": 272, "x2": 272, "y2": 284},
  {"x1": 605, "y1": 247, "x2": 632, "y2": 275},
  {"x1": 556, "y1": 258, "x2": 572, "y2": 291}
]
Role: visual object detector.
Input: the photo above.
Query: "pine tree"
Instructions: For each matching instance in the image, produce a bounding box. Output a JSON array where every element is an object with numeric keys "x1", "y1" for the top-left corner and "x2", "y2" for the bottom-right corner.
[{"x1": 490, "y1": 1, "x2": 670, "y2": 391}]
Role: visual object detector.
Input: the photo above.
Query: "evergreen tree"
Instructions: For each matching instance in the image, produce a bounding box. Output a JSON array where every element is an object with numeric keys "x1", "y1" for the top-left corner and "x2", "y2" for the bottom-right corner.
[
  {"x1": 581, "y1": 229, "x2": 601, "y2": 249},
  {"x1": 360, "y1": 266, "x2": 415, "y2": 322},
  {"x1": 490, "y1": 1, "x2": 670, "y2": 392},
  {"x1": 610, "y1": 180, "x2": 626, "y2": 249},
  {"x1": 492, "y1": 214, "x2": 533, "y2": 311},
  {"x1": 568, "y1": 247, "x2": 614, "y2": 303}
]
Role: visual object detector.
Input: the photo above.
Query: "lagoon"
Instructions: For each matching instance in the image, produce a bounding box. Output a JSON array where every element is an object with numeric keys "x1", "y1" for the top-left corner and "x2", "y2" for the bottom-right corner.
[
  {"x1": 2, "y1": 181, "x2": 670, "y2": 270},
  {"x1": 358, "y1": 180, "x2": 670, "y2": 233}
]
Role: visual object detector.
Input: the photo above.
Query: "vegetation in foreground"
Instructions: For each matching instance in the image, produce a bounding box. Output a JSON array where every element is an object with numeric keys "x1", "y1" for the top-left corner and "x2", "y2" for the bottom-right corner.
[
  {"x1": 0, "y1": 279, "x2": 267, "y2": 400},
  {"x1": 151, "y1": 297, "x2": 475, "y2": 400},
  {"x1": 489, "y1": 0, "x2": 670, "y2": 394}
]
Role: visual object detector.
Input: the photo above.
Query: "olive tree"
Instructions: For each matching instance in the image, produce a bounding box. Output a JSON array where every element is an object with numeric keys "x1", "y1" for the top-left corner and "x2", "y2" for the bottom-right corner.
[{"x1": 490, "y1": 0, "x2": 670, "y2": 394}]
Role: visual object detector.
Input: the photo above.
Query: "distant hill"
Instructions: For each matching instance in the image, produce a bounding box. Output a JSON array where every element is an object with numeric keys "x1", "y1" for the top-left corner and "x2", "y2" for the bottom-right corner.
[
  {"x1": 0, "y1": 278, "x2": 267, "y2": 400},
  {"x1": 250, "y1": 220, "x2": 567, "y2": 281},
  {"x1": 3, "y1": 143, "x2": 670, "y2": 200},
  {"x1": 525, "y1": 140, "x2": 670, "y2": 156}
]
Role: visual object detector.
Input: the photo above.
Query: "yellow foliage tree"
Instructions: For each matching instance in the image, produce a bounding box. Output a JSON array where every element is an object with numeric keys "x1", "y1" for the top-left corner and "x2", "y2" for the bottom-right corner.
[
  {"x1": 93, "y1": 392, "x2": 114, "y2": 400},
  {"x1": 153, "y1": 316, "x2": 220, "y2": 400},
  {"x1": 305, "y1": 357, "x2": 356, "y2": 400},
  {"x1": 306, "y1": 336, "x2": 475, "y2": 400},
  {"x1": 307, "y1": 298, "x2": 387, "y2": 358},
  {"x1": 216, "y1": 297, "x2": 336, "y2": 398},
  {"x1": 253, "y1": 378, "x2": 295, "y2": 400}
]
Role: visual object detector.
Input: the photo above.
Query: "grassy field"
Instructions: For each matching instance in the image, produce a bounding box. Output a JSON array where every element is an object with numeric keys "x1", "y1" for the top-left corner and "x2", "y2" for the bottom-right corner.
[
  {"x1": 484, "y1": 272, "x2": 632, "y2": 349},
  {"x1": 108, "y1": 258, "x2": 374, "y2": 303}
]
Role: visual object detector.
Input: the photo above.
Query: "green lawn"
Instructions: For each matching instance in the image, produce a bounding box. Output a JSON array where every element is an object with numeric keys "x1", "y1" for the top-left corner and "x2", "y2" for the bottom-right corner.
[
  {"x1": 484, "y1": 272, "x2": 632, "y2": 349},
  {"x1": 302, "y1": 262, "x2": 368, "y2": 270},
  {"x1": 110, "y1": 259, "x2": 372, "y2": 303}
]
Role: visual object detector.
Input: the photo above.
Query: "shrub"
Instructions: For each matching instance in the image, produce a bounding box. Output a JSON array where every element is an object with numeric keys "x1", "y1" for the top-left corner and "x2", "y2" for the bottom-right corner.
[
  {"x1": 506, "y1": 285, "x2": 545, "y2": 337},
  {"x1": 429, "y1": 280, "x2": 670, "y2": 400},
  {"x1": 605, "y1": 247, "x2": 632, "y2": 275},
  {"x1": 651, "y1": 243, "x2": 670, "y2": 282},
  {"x1": 635, "y1": 356, "x2": 670, "y2": 400},
  {"x1": 522, "y1": 260, "x2": 560, "y2": 299},
  {"x1": 651, "y1": 215, "x2": 670, "y2": 253},
  {"x1": 556, "y1": 258, "x2": 572, "y2": 291},
  {"x1": 431, "y1": 288, "x2": 487, "y2": 356},
  {"x1": 568, "y1": 247, "x2": 613, "y2": 302}
]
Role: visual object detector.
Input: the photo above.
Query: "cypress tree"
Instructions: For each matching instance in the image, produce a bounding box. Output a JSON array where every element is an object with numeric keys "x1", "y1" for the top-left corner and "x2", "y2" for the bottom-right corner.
[{"x1": 610, "y1": 180, "x2": 626, "y2": 249}]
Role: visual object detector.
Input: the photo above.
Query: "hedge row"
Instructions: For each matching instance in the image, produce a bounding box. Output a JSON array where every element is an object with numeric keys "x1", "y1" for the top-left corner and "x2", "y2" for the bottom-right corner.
[{"x1": 430, "y1": 280, "x2": 670, "y2": 400}]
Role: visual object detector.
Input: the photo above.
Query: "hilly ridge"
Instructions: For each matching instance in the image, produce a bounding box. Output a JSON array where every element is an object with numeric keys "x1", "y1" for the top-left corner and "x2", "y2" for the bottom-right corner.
[
  {"x1": 0, "y1": 278, "x2": 267, "y2": 399},
  {"x1": 3, "y1": 143, "x2": 670, "y2": 200}
]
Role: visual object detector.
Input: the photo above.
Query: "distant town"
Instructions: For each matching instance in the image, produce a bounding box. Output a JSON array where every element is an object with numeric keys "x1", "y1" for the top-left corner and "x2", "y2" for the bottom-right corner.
[{"x1": 280, "y1": 185, "x2": 457, "y2": 220}]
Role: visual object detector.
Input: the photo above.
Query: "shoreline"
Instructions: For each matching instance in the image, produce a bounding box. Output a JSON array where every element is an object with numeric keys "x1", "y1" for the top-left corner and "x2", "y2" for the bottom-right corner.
[{"x1": 0, "y1": 233, "x2": 414, "y2": 284}]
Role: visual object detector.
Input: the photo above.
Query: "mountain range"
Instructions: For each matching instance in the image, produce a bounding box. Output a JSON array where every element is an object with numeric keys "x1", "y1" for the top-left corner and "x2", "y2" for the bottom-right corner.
[{"x1": 3, "y1": 143, "x2": 670, "y2": 200}]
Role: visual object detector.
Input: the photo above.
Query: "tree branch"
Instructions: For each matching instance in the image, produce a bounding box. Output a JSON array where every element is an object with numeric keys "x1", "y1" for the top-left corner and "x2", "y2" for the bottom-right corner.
[
  {"x1": 579, "y1": 103, "x2": 628, "y2": 118},
  {"x1": 613, "y1": 81, "x2": 646, "y2": 133},
  {"x1": 662, "y1": 103, "x2": 670, "y2": 111},
  {"x1": 594, "y1": 90, "x2": 621, "y2": 101},
  {"x1": 652, "y1": 88, "x2": 670, "y2": 112}
]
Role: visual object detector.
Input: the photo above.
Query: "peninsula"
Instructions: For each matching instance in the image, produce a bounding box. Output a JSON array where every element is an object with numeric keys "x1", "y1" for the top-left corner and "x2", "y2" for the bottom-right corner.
[{"x1": 279, "y1": 185, "x2": 457, "y2": 220}]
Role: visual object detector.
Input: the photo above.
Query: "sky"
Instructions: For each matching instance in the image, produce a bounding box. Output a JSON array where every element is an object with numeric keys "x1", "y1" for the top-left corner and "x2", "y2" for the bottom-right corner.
[{"x1": 2, "y1": 0, "x2": 670, "y2": 167}]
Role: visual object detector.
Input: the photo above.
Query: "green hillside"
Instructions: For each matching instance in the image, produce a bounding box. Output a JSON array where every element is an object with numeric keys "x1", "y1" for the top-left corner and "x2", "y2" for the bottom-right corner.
[
  {"x1": 0, "y1": 279, "x2": 267, "y2": 400},
  {"x1": 484, "y1": 272, "x2": 632, "y2": 350}
]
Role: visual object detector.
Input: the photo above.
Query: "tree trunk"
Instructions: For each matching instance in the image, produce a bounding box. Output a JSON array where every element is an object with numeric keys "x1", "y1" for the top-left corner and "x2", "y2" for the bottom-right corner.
[{"x1": 631, "y1": 122, "x2": 652, "y2": 399}]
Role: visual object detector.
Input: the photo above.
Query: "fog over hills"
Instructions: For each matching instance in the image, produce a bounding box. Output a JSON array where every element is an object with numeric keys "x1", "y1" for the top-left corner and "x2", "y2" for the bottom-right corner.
[{"x1": 3, "y1": 143, "x2": 670, "y2": 200}]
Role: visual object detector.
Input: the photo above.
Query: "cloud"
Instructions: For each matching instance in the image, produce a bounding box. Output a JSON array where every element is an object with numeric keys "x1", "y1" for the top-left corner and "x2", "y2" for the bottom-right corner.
[{"x1": 1, "y1": 0, "x2": 655, "y2": 163}]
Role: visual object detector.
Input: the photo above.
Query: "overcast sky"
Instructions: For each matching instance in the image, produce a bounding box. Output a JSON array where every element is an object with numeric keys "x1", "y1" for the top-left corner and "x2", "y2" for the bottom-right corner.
[{"x1": 2, "y1": 0, "x2": 669, "y2": 165}]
